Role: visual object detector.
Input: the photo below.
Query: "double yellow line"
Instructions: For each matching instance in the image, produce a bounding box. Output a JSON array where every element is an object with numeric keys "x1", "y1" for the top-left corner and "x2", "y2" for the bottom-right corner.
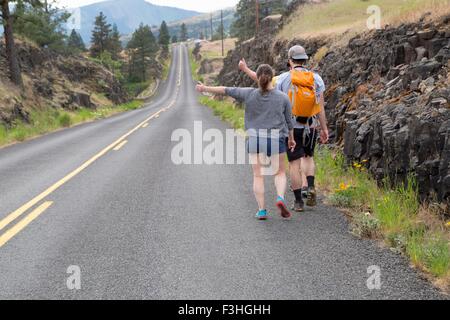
[{"x1": 0, "y1": 45, "x2": 183, "y2": 248}]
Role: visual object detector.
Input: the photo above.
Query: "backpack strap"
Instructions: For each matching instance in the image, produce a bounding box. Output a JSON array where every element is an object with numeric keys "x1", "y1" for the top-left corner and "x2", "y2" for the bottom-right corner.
[{"x1": 289, "y1": 83, "x2": 297, "y2": 106}]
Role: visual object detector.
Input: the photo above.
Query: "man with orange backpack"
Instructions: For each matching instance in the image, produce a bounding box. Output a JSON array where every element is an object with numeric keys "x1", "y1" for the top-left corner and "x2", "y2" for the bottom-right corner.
[{"x1": 239, "y1": 45, "x2": 329, "y2": 212}]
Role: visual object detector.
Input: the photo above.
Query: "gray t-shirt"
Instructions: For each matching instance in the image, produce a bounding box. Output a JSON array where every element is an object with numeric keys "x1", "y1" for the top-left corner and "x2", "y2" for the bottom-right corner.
[{"x1": 225, "y1": 87, "x2": 293, "y2": 138}]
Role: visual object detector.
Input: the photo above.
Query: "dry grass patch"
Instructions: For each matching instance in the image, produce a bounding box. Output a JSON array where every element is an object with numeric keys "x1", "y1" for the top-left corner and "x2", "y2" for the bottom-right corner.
[
  {"x1": 200, "y1": 38, "x2": 237, "y2": 59},
  {"x1": 279, "y1": 0, "x2": 450, "y2": 40}
]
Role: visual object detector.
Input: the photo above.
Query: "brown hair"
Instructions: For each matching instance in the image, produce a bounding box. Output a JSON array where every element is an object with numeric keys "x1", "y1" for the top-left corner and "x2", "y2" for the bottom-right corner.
[{"x1": 256, "y1": 64, "x2": 274, "y2": 94}]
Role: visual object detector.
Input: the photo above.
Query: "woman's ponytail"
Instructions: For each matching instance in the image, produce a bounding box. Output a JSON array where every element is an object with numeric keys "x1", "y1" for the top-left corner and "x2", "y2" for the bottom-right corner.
[{"x1": 256, "y1": 64, "x2": 274, "y2": 94}]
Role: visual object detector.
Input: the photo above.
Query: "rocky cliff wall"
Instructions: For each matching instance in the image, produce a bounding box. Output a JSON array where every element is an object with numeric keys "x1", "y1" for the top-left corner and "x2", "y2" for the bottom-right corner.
[{"x1": 218, "y1": 15, "x2": 450, "y2": 201}]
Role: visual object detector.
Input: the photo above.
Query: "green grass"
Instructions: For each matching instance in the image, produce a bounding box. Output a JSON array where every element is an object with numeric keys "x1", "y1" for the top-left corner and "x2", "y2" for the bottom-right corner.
[
  {"x1": 315, "y1": 147, "x2": 450, "y2": 281},
  {"x1": 124, "y1": 81, "x2": 152, "y2": 97},
  {"x1": 161, "y1": 54, "x2": 172, "y2": 81},
  {"x1": 0, "y1": 125, "x2": 7, "y2": 145},
  {"x1": 0, "y1": 100, "x2": 144, "y2": 147},
  {"x1": 117, "y1": 100, "x2": 144, "y2": 111},
  {"x1": 189, "y1": 48, "x2": 204, "y2": 83},
  {"x1": 57, "y1": 113, "x2": 72, "y2": 128}
]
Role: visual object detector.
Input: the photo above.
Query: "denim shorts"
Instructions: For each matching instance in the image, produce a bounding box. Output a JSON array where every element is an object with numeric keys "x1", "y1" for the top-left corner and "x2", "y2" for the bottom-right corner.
[{"x1": 247, "y1": 136, "x2": 287, "y2": 157}]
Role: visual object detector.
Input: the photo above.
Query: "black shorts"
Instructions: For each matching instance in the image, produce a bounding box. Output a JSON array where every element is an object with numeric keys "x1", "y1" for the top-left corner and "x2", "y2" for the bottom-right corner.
[{"x1": 286, "y1": 128, "x2": 318, "y2": 162}]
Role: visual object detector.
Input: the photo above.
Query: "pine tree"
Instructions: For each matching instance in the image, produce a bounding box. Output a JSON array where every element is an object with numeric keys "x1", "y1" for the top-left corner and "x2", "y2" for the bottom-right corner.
[
  {"x1": 14, "y1": 0, "x2": 70, "y2": 51},
  {"x1": 1, "y1": 0, "x2": 21, "y2": 86},
  {"x1": 1, "y1": 0, "x2": 61, "y2": 87},
  {"x1": 158, "y1": 20, "x2": 170, "y2": 58},
  {"x1": 158, "y1": 21, "x2": 170, "y2": 48},
  {"x1": 127, "y1": 23, "x2": 158, "y2": 82},
  {"x1": 90, "y1": 11, "x2": 112, "y2": 58},
  {"x1": 171, "y1": 35, "x2": 178, "y2": 43},
  {"x1": 180, "y1": 23, "x2": 188, "y2": 42},
  {"x1": 108, "y1": 23, "x2": 122, "y2": 60},
  {"x1": 67, "y1": 29, "x2": 86, "y2": 52}
]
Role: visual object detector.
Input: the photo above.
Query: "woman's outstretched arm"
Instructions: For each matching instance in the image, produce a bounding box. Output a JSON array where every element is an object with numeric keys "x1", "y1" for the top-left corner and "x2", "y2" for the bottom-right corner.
[{"x1": 196, "y1": 83, "x2": 226, "y2": 95}]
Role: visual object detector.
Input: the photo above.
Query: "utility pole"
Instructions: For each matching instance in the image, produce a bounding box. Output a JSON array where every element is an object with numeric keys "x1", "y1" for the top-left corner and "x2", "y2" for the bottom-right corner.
[
  {"x1": 210, "y1": 13, "x2": 213, "y2": 41},
  {"x1": 221, "y1": 10, "x2": 224, "y2": 56},
  {"x1": 255, "y1": 0, "x2": 260, "y2": 35}
]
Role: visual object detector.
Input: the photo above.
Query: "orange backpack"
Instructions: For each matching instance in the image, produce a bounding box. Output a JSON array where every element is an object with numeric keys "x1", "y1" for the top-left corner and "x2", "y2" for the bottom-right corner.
[{"x1": 288, "y1": 69, "x2": 321, "y2": 118}]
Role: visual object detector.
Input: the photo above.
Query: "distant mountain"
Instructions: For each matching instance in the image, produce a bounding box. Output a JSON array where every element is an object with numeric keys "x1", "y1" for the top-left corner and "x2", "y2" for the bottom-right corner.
[
  {"x1": 75, "y1": 0, "x2": 201, "y2": 44},
  {"x1": 167, "y1": 8, "x2": 236, "y2": 40}
]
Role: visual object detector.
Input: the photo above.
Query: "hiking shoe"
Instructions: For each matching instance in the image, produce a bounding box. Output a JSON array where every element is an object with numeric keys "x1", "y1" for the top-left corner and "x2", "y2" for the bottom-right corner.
[
  {"x1": 306, "y1": 187, "x2": 317, "y2": 207},
  {"x1": 255, "y1": 209, "x2": 268, "y2": 221},
  {"x1": 301, "y1": 187, "x2": 308, "y2": 199},
  {"x1": 293, "y1": 201, "x2": 305, "y2": 212},
  {"x1": 276, "y1": 196, "x2": 292, "y2": 219}
]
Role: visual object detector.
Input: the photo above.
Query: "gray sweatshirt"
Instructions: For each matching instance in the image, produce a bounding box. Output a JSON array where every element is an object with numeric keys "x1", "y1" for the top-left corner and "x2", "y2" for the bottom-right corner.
[{"x1": 225, "y1": 87, "x2": 293, "y2": 138}]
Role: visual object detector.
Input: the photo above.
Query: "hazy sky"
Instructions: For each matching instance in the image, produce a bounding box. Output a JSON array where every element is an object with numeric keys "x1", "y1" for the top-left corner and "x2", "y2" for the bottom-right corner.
[{"x1": 56, "y1": 0, "x2": 239, "y2": 12}]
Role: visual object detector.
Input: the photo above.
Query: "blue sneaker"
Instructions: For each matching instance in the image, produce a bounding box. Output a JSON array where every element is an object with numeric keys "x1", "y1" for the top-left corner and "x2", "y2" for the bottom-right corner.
[
  {"x1": 276, "y1": 196, "x2": 292, "y2": 219},
  {"x1": 255, "y1": 209, "x2": 268, "y2": 220}
]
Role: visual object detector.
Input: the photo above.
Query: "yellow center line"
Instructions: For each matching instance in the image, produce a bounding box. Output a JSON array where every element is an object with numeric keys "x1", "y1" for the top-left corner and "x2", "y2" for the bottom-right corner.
[
  {"x1": 0, "y1": 108, "x2": 165, "y2": 232},
  {"x1": 0, "y1": 201, "x2": 53, "y2": 248},
  {"x1": 113, "y1": 140, "x2": 128, "y2": 151},
  {"x1": 0, "y1": 45, "x2": 183, "y2": 237}
]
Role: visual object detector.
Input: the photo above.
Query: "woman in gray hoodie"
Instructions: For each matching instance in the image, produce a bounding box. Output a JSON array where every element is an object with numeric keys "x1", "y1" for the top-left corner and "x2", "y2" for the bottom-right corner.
[{"x1": 196, "y1": 64, "x2": 295, "y2": 220}]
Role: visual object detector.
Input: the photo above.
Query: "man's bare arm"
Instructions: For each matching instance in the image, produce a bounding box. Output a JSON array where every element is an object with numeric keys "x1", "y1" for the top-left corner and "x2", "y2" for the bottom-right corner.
[
  {"x1": 317, "y1": 94, "x2": 329, "y2": 144},
  {"x1": 239, "y1": 58, "x2": 258, "y2": 82}
]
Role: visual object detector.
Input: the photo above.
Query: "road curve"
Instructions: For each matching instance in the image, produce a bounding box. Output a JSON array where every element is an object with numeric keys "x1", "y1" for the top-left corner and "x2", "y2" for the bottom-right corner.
[{"x1": 0, "y1": 44, "x2": 446, "y2": 300}]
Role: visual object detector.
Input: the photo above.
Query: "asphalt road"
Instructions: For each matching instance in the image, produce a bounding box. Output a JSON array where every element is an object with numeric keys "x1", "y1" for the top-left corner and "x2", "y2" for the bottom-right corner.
[{"x1": 0, "y1": 44, "x2": 446, "y2": 300}]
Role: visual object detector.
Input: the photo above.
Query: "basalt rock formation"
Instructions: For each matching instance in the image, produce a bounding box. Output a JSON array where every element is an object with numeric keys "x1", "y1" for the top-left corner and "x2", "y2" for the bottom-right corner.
[{"x1": 218, "y1": 15, "x2": 450, "y2": 201}]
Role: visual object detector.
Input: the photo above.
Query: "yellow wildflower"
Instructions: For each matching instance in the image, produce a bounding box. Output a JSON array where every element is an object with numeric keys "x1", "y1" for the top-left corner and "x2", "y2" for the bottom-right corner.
[
  {"x1": 338, "y1": 182, "x2": 350, "y2": 191},
  {"x1": 353, "y1": 162, "x2": 362, "y2": 169}
]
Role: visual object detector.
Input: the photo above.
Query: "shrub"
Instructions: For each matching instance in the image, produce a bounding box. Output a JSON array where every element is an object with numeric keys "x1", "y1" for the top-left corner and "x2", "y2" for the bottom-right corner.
[
  {"x1": 57, "y1": 113, "x2": 72, "y2": 127},
  {"x1": 0, "y1": 125, "x2": 7, "y2": 145},
  {"x1": 11, "y1": 124, "x2": 27, "y2": 141},
  {"x1": 351, "y1": 212, "x2": 381, "y2": 239}
]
